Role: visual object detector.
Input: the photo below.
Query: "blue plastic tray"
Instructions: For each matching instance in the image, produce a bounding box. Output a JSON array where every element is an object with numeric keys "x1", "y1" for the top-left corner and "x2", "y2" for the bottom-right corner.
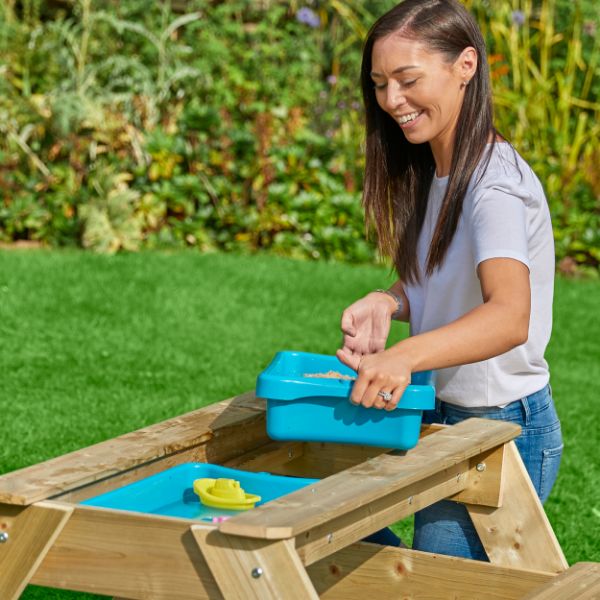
[
  {"x1": 256, "y1": 351, "x2": 435, "y2": 450},
  {"x1": 81, "y1": 463, "x2": 318, "y2": 521}
]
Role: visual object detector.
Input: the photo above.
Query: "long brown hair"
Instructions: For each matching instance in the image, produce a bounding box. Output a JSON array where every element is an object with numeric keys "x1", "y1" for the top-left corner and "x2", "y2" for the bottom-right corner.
[{"x1": 361, "y1": 0, "x2": 497, "y2": 283}]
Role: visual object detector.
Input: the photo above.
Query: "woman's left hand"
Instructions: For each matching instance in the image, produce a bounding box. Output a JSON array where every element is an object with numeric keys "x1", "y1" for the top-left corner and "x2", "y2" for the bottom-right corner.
[{"x1": 347, "y1": 347, "x2": 412, "y2": 411}]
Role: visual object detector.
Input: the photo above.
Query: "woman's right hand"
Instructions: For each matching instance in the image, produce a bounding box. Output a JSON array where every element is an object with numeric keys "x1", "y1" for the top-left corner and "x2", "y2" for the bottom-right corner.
[{"x1": 336, "y1": 292, "x2": 397, "y2": 371}]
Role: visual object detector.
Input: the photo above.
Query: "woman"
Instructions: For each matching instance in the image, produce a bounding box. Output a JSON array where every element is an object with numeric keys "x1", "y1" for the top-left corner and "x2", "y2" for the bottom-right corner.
[{"x1": 336, "y1": 0, "x2": 563, "y2": 561}]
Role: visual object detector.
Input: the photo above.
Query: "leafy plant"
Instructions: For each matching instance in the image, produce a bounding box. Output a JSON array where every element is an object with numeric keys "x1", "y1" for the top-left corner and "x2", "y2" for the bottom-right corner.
[{"x1": 0, "y1": 0, "x2": 598, "y2": 272}]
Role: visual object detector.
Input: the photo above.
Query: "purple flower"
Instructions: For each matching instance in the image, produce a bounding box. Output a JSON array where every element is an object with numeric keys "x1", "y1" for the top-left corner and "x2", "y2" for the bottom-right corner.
[
  {"x1": 350, "y1": 101, "x2": 361, "y2": 110},
  {"x1": 326, "y1": 74, "x2": 337, "y2": 85},
  {"x1": 296, "y1": 7, "x2": 320, "y2": 28},
  {"x1": 511, "y1": 10, "x2": 526, "y2": 26},
  {"x1": 583, "y1": 20, "x2": 597, "y2": 37}
]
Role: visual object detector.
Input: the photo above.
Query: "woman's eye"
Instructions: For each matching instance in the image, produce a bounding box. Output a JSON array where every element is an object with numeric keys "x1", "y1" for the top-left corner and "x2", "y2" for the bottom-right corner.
[
  {"x1": 374, "y1": 83, "x2": 387, "y2": 90},
  {"x1": 402, "y1": 79, "x2": 417, "y2": 87}
]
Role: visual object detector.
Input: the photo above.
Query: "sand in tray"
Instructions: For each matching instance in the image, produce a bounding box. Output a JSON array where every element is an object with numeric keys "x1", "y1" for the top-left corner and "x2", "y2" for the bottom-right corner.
[{"x1": 303, "y1": 370, "x2": 356, "y2": 380}]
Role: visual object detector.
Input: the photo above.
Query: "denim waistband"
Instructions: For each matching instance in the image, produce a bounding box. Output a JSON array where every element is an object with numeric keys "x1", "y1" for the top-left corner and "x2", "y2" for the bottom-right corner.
[{"x1": 434, "y1": 384, "x2": 552, "y2": 426}]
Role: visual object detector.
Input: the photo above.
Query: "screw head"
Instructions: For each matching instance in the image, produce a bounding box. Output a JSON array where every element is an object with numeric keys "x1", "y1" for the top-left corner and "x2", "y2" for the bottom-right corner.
[
  {"x1": 251, "y1": 567, "x2": 263, "y2": 579},
  {"x1": 476, "y1": 462, "x2": 486, "y2": 472},
  {"x1": 0, "y1": 532, "x2": 8, "y2": 543}
]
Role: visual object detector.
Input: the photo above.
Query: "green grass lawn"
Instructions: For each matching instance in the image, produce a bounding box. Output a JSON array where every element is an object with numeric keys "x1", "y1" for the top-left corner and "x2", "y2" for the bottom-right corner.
[{"x1": 1, "y1": 249, "x2": 598, "y2": 599}]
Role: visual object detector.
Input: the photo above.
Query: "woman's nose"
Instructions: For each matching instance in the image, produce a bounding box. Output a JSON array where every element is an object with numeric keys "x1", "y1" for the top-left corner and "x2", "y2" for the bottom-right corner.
[{"x1": 385, "y1": 81, "x2": 406, "y2": 111}]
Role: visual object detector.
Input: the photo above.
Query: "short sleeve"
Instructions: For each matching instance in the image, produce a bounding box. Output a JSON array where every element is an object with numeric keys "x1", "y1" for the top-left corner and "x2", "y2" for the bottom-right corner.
[{"x1": 469, "y1": 186, "x2": 530, "y2": 269}]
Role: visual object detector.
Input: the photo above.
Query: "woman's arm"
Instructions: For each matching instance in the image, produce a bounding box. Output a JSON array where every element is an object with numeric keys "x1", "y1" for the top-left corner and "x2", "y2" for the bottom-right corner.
[{"x1": 344, "y1": 257, "x2": 530, "y2": 410}]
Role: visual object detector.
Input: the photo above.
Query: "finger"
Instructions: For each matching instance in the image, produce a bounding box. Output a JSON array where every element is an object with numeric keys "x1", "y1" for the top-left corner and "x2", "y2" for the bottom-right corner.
[
  {"x1": 348, "y1": 358, "x2": 371, "y2": 404},
  {"x1": 350, "y1": 361, "x2": 382, "y2": 408},
  {"x1": 336, "y1": 348, "x2": 361, "y2": 372},
  {"x1": 372, "y1": 389, "x2": 392, "y2": 410},
  {"x1": 345, "y1": 339, "x2": 373, "y2": 357},
  {"x1": 384, "y1": 382, "x2": 409, "y2": 412},
  {"x1": 340, "y1": 311, "x2": 356, "y2": 336},
  {"x1": 340, "y1": 335, "x2": 359, "y2": 355},
  {"x1": 360, "y1": 380, "x2": 384, "y2": 408}
]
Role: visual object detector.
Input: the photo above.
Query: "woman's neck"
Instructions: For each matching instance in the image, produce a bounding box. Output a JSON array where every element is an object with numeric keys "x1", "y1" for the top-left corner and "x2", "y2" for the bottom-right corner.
[
  {"x1": 430, "y1": 131, "x2": 502, "y2": 177},
  {"x1": 430, "y1": 138, "x2": 453, "y2": 178}
]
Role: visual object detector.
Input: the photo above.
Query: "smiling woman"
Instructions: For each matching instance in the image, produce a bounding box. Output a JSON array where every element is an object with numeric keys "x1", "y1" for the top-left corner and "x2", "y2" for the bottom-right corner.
[
  {"x1": 370, "y1": 36, "x2": 476, "y2": 171},
  {"x1": 335, "y1": 0, "x2": 561, "y2": 563}
]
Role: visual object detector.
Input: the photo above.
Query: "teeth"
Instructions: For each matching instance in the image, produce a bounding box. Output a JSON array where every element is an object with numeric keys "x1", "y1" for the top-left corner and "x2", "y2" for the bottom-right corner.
[{"x1": 398, "y1": 111, "x2": 421, "y2": 124}]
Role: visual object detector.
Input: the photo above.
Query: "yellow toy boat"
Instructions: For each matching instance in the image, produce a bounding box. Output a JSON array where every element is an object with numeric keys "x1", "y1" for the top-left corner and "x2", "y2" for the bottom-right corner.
[{"x1": 193, "y1": 478, "x2": 261, "y2": 511}]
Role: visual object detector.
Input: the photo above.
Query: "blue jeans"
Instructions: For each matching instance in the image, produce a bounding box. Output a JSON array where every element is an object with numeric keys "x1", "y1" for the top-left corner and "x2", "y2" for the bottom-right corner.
[{"x1": 412, "y1": 384, "x2": 563, "y2": 561}]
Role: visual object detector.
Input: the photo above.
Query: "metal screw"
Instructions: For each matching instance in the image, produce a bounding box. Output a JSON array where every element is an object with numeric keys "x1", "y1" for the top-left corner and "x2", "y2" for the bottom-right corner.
[
  {"x1": 288, "y1": 448, "x2": 294, "y2": 459},
  {"x1": 408, "y1": 496, "x2": 413, "y2": 505},
  {"x1": 0, "y1": 532, "x2": 8, "y2": 543},
  {"x1": 251, "y1": 567, "x2": 263, "y2": 579},
  {"x1": 327, "y1": 533, "x2": 333, "y2": 543},
  {"x1": 476, "y1": 462, "x2": 486, "y2": 472}
]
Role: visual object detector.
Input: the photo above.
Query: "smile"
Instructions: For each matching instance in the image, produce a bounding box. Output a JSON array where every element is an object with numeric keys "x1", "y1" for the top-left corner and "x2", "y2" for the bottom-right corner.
[{"x1": 396, "y1": 110, "x2": 423, "y2": 126}]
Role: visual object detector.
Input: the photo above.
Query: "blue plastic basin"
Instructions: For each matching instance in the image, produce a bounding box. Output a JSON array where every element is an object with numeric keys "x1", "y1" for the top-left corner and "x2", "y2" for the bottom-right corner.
[
  {"x1": 81, "y1": 463, "x2": 318, "y2": 521},
  {"x1": 256, "y1": 351, "x2": 435, "y2": 450}
]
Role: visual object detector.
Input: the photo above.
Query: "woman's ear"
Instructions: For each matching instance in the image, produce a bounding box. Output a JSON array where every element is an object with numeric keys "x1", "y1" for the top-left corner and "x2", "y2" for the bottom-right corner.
[{"x1": 456, "y1": 46, "x2": 478, "y2": 84}]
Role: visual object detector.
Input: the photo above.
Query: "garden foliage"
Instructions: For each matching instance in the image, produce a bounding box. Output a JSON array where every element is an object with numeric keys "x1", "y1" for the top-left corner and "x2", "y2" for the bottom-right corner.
[{"x1": 0, "y1": 0, "x2": 598, "y2": 272}]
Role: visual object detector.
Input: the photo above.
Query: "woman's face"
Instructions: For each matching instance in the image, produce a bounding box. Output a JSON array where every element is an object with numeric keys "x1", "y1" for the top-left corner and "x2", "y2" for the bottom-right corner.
[{"x1": 371, "y1": 34, "x2": 475, "y2": 154}]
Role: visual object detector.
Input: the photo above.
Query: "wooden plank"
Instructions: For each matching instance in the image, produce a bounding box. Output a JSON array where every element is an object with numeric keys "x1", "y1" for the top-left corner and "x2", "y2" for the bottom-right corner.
[
  {"x1": 451, "y1": 444, "x2": 506, "y2": 507},
  {"x1": 295, "y1": 460, "x2": 470, "y2": 565},
  {"x1": 0, "y1": 392, "x2": 267, "y2": 505},
  {"x1": 226, "y1": 425, "x2": 445, "y2": 480},
  {"x1": 0, "y1": 501, "x2": 73, "y2": 600},
  {"x1": 307, "y1": 542, "x2": 555, "y2": 599},
  {"x1": 193, "y1": 525, "x2": 318, "y2": 600},
  {"x1": 232, "y1": 441, "x2": 390, "y2": 480},
  {"x1": 56, "y1": 410, "x2": 270, "y2": 505},
  {"x1": 31, "y1": 503, "x2": 222, "y2": 600},
  {"x1": 223, "y1": 441, "x2": 306, "y2": 473},
  {"x1": 468, "y1": 441, "x2": 568, "y2": 573},
  {"x1": 53, "y1": 404, "x2": 436, "y2": 505},
  {"x1": 54, "y1": 443, "x2": 210, "y2": 504},
  {"x1": 295, "y1": 426, "x2": 457, "y2": 479},
  {"x1": 281, "y1": 442, "x2": 391, "y2": 479},
  {"x1": 419, "y1": 422, "x2": 448, "y2": 437},
  {"x1": 522, "y1": 562, "x2": 600, "y2": 599},
  {"x1": 220, "y1": 418, "x2": 520, "y2": 540}
]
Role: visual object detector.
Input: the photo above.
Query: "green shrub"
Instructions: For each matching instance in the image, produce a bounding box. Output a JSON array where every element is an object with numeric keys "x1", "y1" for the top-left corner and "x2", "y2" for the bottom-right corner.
[{"x1": 0, "y1": 0, "x2": 598, "y2": 272}]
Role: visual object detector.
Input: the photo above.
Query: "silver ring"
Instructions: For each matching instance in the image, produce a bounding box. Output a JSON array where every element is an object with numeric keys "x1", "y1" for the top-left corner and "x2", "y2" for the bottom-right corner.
[{"x1": 377, "y1": 391, "x2": 393, "y2": 402}]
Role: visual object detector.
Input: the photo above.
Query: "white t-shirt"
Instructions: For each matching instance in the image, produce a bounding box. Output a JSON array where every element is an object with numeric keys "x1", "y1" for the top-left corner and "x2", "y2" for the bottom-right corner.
[{"x1": 404, "y1": 142, "x2": 555, "y2": 407}]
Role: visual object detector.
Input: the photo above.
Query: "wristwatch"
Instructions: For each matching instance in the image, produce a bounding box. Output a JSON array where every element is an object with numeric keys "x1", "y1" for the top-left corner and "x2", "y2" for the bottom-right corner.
[{"x1": 374, "y1": 288, "x2": 405, "y2": 320}]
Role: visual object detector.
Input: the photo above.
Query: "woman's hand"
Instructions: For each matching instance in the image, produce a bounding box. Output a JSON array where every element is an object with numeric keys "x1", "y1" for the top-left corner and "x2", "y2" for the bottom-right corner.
[
  {"x1": 336, "y1": 292, "x2": 397, "y2": 371},
  {"x1": 349, "y1": 347, "x2": 413, "y2": 411}
]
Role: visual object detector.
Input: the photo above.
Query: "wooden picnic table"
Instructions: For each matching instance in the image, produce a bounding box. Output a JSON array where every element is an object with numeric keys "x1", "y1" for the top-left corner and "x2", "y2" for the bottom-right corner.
[{"x1": 0, "y1": 391, "x2": 597, "y2": 599}]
